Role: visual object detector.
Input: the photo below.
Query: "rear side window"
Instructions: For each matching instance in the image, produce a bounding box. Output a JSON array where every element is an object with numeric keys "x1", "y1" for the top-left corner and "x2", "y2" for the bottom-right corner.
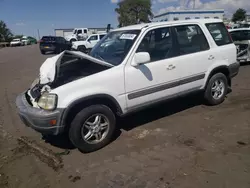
[
  {"x1": 174, "y1": 24, "x2": 209, "y2": 56},
  {"x1": 205, "y1": 23, "x2": 232, "y2": 46},
  {"x1": 41, "y1": 37, "x2": 56, "y2": 42}
]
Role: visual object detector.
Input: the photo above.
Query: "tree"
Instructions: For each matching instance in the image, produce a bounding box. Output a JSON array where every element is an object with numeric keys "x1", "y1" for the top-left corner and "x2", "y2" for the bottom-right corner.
[
  {"x1": 232, "y1": 8, "x2": 246, "y2": 23},
  {"x1": 115, "y1": 0, "x2": 153, "y2": 27},
  {"x1": 0, "y1": 20, "x2": 13, "y2": 42}
]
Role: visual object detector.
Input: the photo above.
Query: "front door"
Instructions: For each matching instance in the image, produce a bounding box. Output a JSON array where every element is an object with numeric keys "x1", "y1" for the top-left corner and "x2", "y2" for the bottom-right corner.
[
  {"x1": 87, "y1": 35, "x2": 99, "y2": 48},
  {"x1": 125, "y1": 26, "x2": 181, "y2": 111}
]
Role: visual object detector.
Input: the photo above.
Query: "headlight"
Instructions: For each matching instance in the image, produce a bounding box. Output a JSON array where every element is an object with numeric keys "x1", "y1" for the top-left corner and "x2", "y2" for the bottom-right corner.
[{"x1": 37, "y1": 93, "x2": 57, "y2": 110}]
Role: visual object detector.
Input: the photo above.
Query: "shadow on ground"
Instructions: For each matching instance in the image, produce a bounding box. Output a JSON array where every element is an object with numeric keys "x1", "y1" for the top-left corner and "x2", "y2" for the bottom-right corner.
[{"x1": 42, "y1": 93, "x2": 203, "y2": 150}]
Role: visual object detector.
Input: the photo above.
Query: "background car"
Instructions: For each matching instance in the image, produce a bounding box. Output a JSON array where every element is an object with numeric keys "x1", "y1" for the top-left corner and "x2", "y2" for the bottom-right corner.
[
  {"x1": 21, "y1": 36, "x2": 31, "y2": 46},
  {"x1": 229, "y1": 28, "x2": 250, "y2": 62},
  {"x1": 39, "y1": 36, "x2": 71, "y2": 54},
  {"x1": 10, "y1": 38, "x2": 23, "y2": 47},
  {"x1": 71, "y1": 33, "x2": 106, "y2": 53},
  {"x1": 28, "y1": 37, "x2": 37, "y2": 44}
]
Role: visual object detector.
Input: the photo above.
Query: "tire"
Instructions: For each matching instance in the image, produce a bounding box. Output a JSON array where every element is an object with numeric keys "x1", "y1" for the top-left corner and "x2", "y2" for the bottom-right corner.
[
  {"x1": 40, "y1": 50, "x2": 45, "y2": 55},
  {"x1": 69, "y1": 105, "x2": 116, "y2": 153},
  {"x1": 70, "y1": 39, "x2": 77, "y2": 43},
  {"x1": 77, "y1": 45, "x2": 87, "y2": 53},
  {"x1": 204, "y1": 73, "x2": 228, "y2": 106}
]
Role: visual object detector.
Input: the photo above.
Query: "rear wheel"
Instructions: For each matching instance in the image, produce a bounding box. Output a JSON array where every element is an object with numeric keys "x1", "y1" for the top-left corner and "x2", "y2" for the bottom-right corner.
[
  {"x1": 70, "y1": 39, "x2": 77, "y2": 43},
  {"x1": 69, "y1": 105, "x2": 116, "y2": 153},
  {"x1": 204, "y1": 73, "x2": 228, "y2": 106},
  {"x1": 40, "y1": 50, "x2": 45, "y2": 55}
]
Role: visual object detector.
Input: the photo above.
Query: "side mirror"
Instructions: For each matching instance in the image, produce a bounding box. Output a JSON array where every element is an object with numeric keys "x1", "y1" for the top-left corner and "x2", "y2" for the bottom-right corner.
[{"x1": 131, "y1": 52, "x2": 151, "y2": 67}]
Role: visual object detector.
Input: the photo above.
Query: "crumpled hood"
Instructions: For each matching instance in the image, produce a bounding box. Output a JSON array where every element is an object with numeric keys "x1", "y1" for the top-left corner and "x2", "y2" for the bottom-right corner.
[{"x1": 39, "y1": 50, "x2": 114, "y2": 85}]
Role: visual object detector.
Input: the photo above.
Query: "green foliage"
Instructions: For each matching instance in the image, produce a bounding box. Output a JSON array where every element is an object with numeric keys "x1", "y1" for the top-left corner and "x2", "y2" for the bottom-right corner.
[
  {"x1": 115, "y1": 0, "x2": 153, "y2": 27},
  {"x1": 0, "y1": 20, "x2": 13, "y2": 42},
  {"x1": 232, "y1": 8, "x2": 246, "y2": 22}
]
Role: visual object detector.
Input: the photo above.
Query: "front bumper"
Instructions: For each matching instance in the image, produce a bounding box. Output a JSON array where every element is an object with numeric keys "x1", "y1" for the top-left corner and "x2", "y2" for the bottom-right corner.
[
  {"x1": 15, "y1": 92, "x2": 65, "y2": 135},
  {"x1": 229, "y1": 62, "x2": 240, "y2": 78}
]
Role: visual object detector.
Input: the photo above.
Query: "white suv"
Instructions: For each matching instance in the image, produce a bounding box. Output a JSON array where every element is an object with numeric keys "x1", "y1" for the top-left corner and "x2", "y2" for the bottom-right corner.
[
  {"x1": 71, "y1": 33, "x2": 106, "y2": 53},
  {"x1": 16, "y1": 19, "x2": 239, "y2": 153}
]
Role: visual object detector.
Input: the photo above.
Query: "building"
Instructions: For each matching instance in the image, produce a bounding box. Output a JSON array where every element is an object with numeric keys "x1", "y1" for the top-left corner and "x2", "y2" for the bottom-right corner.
[
  {"x1": 153, "y1": 9, "x2": 224, "y2": 22},
  {"x1": 246, "y1": 14, "x2": 250, "y2": 22},
  {"x1": 54, "y1": 27, "x2": 109, "y2": 37}
]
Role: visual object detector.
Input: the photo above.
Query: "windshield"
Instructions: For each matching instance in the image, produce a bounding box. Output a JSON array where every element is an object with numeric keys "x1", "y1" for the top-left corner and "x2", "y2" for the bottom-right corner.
[
  {"x1": 89, "y1": 30, "x2": 141, "y2": 66},
  {"x1": 13, "y1": 39, "x2": 20, "y2": 41},
  {"x1": 230, "y1": 30, "x2": 250, "y2": 41},
  {"x1": 73, "y1": 29, "x2": 77, "y2": 34},
  {"x1": 239, "y1": 24, "x2": 250, "y2": 28}
]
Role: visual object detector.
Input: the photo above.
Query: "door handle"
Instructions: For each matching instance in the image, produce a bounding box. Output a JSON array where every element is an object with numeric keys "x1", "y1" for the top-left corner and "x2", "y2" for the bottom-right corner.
[
  {"x1": 208, "y1": 55, "x2": 215, "y2": 60},
  {"x1": 167, "y1": 64, "x2": 176, "y2": 70}
]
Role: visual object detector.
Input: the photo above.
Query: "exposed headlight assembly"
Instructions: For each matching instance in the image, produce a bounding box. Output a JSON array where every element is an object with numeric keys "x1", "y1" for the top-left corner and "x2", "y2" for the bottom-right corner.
[{"x1": 38, "y1": 93, "x2": 57, "y2": 110}]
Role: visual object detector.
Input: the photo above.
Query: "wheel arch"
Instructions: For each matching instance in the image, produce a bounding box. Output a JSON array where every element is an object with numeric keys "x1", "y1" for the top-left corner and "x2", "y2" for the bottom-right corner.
[
  {"x1": 204, "y1": 65, "x2": 231, "y2": 88},
  {"x1": 61, "y1": 94, "x2": 123, "y2": 131}
]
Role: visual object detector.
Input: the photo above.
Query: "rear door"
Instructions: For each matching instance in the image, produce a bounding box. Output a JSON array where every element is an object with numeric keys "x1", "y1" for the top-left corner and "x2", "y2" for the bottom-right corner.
[
  {"x1": 171, "y1": 24, "x2": 212, "y2": 93},
  {"x1": 205, "y1": 22, "x2": 236, "y2": 65}
]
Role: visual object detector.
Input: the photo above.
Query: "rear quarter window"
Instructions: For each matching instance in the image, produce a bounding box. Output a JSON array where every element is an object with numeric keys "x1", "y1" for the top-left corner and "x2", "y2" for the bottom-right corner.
[
  {"x1": 205, "y1": 23, "x2": 233, "y2": 46},
  {"x1": 41, "y1": 37, "x2": 56, "y2": 42}
]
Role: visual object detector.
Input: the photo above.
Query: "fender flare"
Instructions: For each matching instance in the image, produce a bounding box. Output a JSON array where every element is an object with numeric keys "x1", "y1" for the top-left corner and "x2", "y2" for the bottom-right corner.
[{"x1": 60, "y1": 94, "x2": 123, "y2": 126}]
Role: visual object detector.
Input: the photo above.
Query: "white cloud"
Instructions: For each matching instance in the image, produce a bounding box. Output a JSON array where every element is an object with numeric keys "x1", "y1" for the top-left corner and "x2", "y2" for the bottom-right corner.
[
  {"x1": 111, "y1": 0, "x2": 119, "y2": 3},
  {"x1": 156, "y1": 0, "x2": 250, "y2": 17},
  {"x1": 15, "y1": 22, "x2": 25, "y2": 26}
]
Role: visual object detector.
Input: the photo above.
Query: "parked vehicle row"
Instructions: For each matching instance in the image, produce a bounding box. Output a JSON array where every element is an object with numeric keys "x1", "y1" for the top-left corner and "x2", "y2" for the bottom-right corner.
[
  {"x1": 16, "y1": 19, "x2": 239, "y2": 153},
  {"x1": 10, "y1": 36, "x2": 37, "y2": 47}
]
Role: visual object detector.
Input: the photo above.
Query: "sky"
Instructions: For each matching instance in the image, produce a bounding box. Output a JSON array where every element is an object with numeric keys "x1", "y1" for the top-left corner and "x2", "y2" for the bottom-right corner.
[{"x1": 0, "y1": 0, "x2": 249, "y2": 38}]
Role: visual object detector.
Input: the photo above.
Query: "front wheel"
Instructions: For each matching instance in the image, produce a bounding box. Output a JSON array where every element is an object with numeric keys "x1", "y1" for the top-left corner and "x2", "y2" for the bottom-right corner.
[
  {"x1": 204, "y1": 73, "x2": 228, "y2": 106},
  {"x1": 69, "y1": 105, "x2": 116, "y2": 153}
]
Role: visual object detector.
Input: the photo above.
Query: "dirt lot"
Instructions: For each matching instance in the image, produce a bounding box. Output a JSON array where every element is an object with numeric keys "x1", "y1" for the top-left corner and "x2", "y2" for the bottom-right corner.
[{"x1": 0, "y1": 45, "x2": 250, "y2": 188}]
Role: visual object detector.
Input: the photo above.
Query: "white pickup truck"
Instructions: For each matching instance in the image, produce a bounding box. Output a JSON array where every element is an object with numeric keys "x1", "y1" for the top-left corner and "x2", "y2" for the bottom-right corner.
[{"x1": 71, "y1": 33, "x2": 106, "y2": 53}]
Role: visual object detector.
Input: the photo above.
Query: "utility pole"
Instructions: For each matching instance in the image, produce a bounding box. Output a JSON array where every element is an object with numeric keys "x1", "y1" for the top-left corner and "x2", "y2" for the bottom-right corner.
[{"x1": 37, "y1": 29, "x2": 40, "y2": 40}]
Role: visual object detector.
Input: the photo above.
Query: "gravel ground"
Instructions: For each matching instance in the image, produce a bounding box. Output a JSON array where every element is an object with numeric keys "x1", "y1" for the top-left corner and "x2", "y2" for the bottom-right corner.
[{"x1": 0, "y1": 45, "x2": 250, "y2": 188}]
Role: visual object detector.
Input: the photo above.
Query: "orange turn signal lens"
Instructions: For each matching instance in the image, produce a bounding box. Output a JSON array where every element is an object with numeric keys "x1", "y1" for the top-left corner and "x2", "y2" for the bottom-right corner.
[{"x1": 49, "y1": 120, "x2": 57, "y2": 125}]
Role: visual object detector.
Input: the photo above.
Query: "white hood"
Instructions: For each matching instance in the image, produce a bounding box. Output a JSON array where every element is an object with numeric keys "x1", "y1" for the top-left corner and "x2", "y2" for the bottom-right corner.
[
  {"x1": 72, "y1": 40, "x2": 87, "y2": 47},
  {"x1": 39, "y1": 50, "x2": 114, "y2": 84}
]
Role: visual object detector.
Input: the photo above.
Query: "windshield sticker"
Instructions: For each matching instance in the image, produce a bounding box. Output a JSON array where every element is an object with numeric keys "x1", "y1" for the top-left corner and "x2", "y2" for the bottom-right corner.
[{"x1": 120, "y1": 34, "x2": 137, "y2": 40}]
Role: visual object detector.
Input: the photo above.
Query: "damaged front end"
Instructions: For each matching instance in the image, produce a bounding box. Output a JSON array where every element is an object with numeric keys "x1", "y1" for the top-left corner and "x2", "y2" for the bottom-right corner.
[
  {"x1": 234, "y1": 41, "x2": 250, "y2": 62},
  {"x1": 27, "y1": 50, "x2": 114, "y2": 108}
]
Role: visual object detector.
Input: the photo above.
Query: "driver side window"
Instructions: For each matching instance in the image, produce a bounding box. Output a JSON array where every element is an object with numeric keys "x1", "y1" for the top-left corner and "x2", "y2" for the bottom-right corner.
[
  {"x1": 88, "y1": 35, "x2": 98, "y2": 41},
  {"x1": 136, "y1": 27, "x2": 174, "y2": 62}
]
